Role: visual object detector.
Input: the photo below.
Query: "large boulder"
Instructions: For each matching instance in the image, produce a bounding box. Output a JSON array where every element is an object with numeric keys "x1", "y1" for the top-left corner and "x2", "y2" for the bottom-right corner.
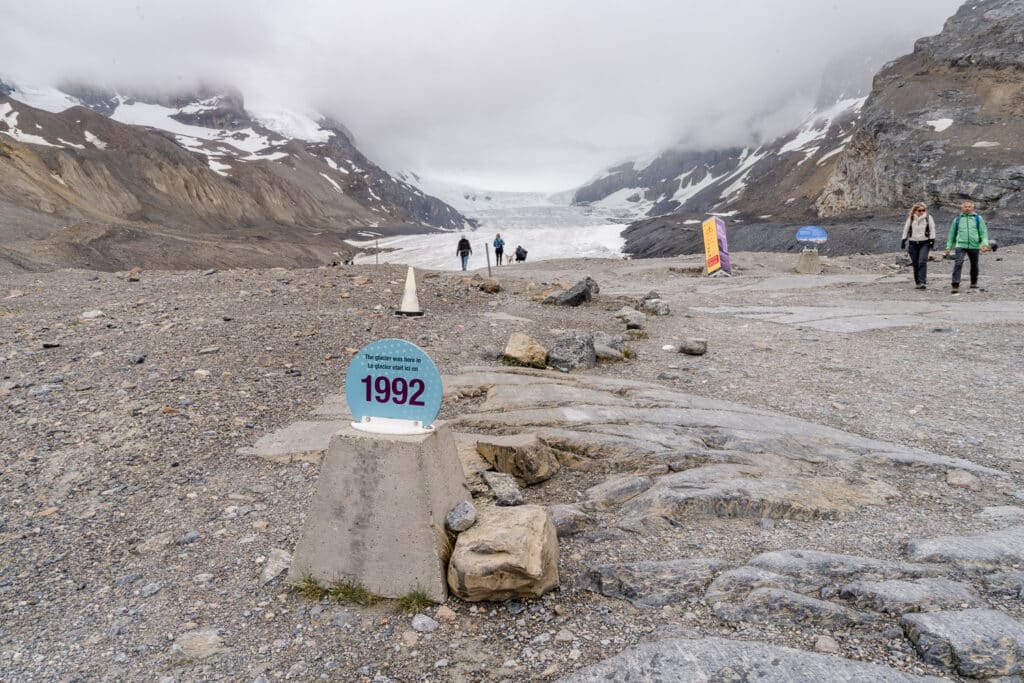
[
  {"x1": 476, "y1": 433, "x2": 561, "y2": 485},
  {"x1": 547, "y1": 331, "x2": 596, "y2": 372},
  {"x1": 447, "y1": 505, "x2": 559, "y2": 602},
  {"x1": 502, "y1": 332, "x2": 547, "y2": 369},
  {"x1": 543, "y1": 277, "x2": 599, "y2": 306}
]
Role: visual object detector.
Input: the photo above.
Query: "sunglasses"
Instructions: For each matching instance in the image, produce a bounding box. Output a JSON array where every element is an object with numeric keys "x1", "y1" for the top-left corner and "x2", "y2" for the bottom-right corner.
[{"x1": 914, "y1": 209, "x2": 926, "y2": 213}]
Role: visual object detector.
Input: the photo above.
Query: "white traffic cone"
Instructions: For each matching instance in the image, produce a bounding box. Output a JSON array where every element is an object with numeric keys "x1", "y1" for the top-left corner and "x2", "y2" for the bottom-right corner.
[{"x1": 395, "y1": 266, "x2": 424, "y2": 317}]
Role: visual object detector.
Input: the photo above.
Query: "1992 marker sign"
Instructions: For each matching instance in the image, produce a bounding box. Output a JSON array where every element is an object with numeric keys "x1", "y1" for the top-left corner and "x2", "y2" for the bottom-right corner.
[{"x1": 345, "y1": 338, "x2": 442, "y2": 427}]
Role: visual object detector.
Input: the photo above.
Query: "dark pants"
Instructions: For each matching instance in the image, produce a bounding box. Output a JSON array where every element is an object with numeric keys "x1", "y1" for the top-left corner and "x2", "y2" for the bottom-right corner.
[
  {"x1": 908, "y1": 241, "x2": 930, "y2": 285},
  {"x1": 951, "y1": 248, "x2": 979, "y2": 286},
  {"x1": 495, "y1": 248, "x2": 503, "y2": 265}
]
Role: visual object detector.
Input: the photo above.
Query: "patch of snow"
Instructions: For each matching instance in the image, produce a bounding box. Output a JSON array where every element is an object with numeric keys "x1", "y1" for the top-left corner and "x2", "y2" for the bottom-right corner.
[
  {"x1": 9, "y1": 84, "x2": 80, "y2": 113},
  {"x1": 683, "y1": 219, "x2": 701, "y2": 225},
  {"x1": 207, "y1": 159, "x2": 231, "y2": 176},
  {"x1": 758, "y1": 215, "x2": 772, "y2": 219},
  {"x1": 927, "y1": 118, "x2": 953, "y2": 133},
  {"x1": 708, "y1": 210, "x2": 739, "y2": 217},
  {"x1": 49, "y1": 173, "x2": 66, "y2": 186},
  {"x1": 717, "y1": 148, "x2": 768, "y2": 199},
  {"x1": 593, "y1": 186, "x2": 655, "y2": 219},
  {"x1": 785, "y1": 198, "x2": 797, "y2": 204},
  {"x1": 249, "y1": 106, "x2": 332, "y2": 143},
  {"x1": 0, "y1": 102, "x2": 60, "y2": 146},
  {"x1": 779, "y1": 96, "x2": 866, "y2": 156},
  {"x1": 972, "y1": 141, "x2": 1000, "y2": 148},
  {"x1": 816, "y1": 145, "x2": 846, "y2": 164},
  {"x1": 242, "y1": 150, "x2": 289, "y2": 162},
  {"x1": 671, "y1": 168, "x2": 718, "y2": 207},
  {"x1": 110, "y1": 98, "x2": 280, "y2": 155},
  {"x1": 57, "y1": 138, "x2": 86, "y2": 149},
  {"x1": 84, "y1": 131, "x2": 107, "y2": 149},
  {"x1": 320, "y1": 172, "x2": 343, "y2": 193}
]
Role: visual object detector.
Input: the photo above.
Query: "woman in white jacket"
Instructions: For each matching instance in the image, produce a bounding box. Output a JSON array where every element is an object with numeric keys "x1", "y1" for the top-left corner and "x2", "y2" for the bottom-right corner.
[{"x1": 901, "y1": 202, "x2": 936, "y2": 289}]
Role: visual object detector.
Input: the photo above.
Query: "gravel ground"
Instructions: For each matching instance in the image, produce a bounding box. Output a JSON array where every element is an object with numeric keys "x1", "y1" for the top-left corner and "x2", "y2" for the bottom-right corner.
[{"x1": 1, "y1": 250, "x2": 1022, "y2": 681}]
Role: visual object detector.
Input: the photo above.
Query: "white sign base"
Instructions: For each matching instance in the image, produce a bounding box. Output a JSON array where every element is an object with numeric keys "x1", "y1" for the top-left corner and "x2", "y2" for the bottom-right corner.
[{"x1": 351, "y1": 415, "x2": 435, "y2": 435}]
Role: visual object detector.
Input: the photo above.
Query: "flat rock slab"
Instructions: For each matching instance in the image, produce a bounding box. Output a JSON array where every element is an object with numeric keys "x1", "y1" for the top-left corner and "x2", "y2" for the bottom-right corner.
[
  {"x1": 901, "y1": 608, "x2": 1024, "y2": 678},
  {"x1": 236, "y1": 420, "x2": 347, "y2": 463},
  {"x1": 839, "y1": 578, "x2": 983, "y2": 614},
  {"x1": 556, "y1": 636, "x2": 943, "y2": 682},
  {"x1": 481, "y1": 471, "x2": 524, "y2": 506},
  {"x1": 906, "y1": 525, "x2": 1024, "y2": 567},
  {"x1": 984, "y1": 571, "x2": 1024, "y2": 597},
  {"x1": 580, "y1": 558, "x2": 727, "y2": 608},
  {"x1": 749, "y1": 549, "x2": 940, "y2": 583},
  {"x1": 692, "y1": 300, "x2": 1024, "y2": 333},
  {"x1": 717, "y1": 587, "x2": 881, "y2": 629}
]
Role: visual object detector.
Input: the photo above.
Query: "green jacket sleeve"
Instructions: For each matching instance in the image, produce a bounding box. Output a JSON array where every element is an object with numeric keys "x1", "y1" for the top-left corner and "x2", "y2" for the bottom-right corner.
[
  {"x1": 978, "y1": 215, "x2": 989, "y2": 247},
  {"x1": 946, "y1": 218, "x2": 957, "y2": 250}
]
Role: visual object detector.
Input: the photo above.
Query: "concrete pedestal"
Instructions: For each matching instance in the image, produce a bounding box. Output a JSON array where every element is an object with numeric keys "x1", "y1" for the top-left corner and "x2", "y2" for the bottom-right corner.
[
  {"x1": 287, "y1": 422, "x2": 470, "y2": 602},
  {"x1": 795, "y1": 247, "x2": 822, "y2": 275}
]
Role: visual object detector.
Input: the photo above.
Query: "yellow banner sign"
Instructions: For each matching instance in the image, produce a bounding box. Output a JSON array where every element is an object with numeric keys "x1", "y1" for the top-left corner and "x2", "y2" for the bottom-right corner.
[{"x1": 702, "y1": 217, "x2": 721, "y2": 274}]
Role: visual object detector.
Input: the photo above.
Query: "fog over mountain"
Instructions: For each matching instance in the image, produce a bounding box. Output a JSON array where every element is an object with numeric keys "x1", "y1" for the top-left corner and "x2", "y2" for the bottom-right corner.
[{"x1": 1, "y1": 0, "x2": 961, "y2": 190}]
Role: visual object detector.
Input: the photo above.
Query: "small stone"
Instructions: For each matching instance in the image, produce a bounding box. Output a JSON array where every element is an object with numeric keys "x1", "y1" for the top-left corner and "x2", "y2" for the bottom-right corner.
[
  {"x1": 411, "y1": 614, "x2": 439, "y2": 633},
  {"x1": 814, "y1": 635, "x2": 840, "y2": 653},
  {"x1": 130, "y1": 354, "x2": 146, "y2": 364},
  {"x1": 401, "y1": 630, "x2": 419, "y2": 647},
  {"x1": 199, "y1": 346, "x2": 220, "y2": 355},
  {"x1": 193, "y1": 573, "x2": 214, "y2": 584},
  {"x1": 434, "y1": 659, "x2": 450, "y2": 668},
  {"x1": 946, "y1": 469, "x2": 981, "y2": 491},
  {"x1": 481, "y1": 471, "x2": 525, "y2": 506},
  {"x1": 679, "y1": 339, "x2": 707, "y2": 356},
  {"x1": 176, "y1": 531, "x2": 201, "y2": 545},
  {"x1": 259, "y1": 549, "x2": 292, "y2": 586},
  {"x1": 435, "y1": 606, "x2": 457, "y2": 622},
  {"x1": 170, "y1": 630, "x2": 228, "y2": 662},
  {"x1": 80, "y1": 310, "x2": 105, "y2": 320},
  {"x1": 479, "y1": 278, "x2": 501, "y2": 293},
  {"x1": 140, "y1": 582, "x2": 161, "y2": 597},
  {"x1": 555, "y1": 629, "x2": 574, "y2": 643},
  {"x1": 446, "y1": 500, "x2": 477, "y2": 532}
]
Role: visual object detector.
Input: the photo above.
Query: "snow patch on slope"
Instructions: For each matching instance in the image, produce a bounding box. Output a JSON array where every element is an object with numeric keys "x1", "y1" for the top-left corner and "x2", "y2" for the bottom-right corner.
[{"x1": 0, "y1": 102, "x2": 60, "y2": 146}]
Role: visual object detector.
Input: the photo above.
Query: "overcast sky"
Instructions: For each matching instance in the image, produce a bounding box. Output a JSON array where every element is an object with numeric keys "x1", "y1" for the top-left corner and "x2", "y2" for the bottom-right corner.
[{"x1": 1, "y1": 0, "x2": 962, "y2": 191}]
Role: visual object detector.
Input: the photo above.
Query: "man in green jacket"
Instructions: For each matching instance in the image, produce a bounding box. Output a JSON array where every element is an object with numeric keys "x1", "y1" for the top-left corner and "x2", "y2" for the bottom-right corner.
[{"x1": 945, "y1": 200, "x2": 991, "y2": 294}]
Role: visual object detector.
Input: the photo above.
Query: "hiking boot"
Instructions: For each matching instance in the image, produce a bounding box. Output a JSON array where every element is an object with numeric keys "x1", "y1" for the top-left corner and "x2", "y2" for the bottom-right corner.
[
  {"x1": 915, "y1": 284, "x2": 925, "y2": 290},
  {"x1": 951, "y1": 283, "x2": 960, "y2": 295},
  {"x1": 969, "y1": 283, "x2": 979, "y2": 289}
]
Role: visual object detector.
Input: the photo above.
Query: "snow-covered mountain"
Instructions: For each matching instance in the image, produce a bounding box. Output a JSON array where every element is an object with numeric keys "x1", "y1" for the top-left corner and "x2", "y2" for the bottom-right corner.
[
  {"x1": 0, "y1": 80, "x2": 472, "y2": 271},
  {"x1": 573, "y1": 95, "x2": 866, "y2": 223}
]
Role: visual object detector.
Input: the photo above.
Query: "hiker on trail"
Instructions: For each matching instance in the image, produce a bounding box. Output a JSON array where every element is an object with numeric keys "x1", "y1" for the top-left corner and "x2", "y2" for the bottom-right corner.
[
  {"x1": 901, "y1": 202, "x2": 936, "y2": 289},
  {"x1": 514, "y1": 245, "x2": 527, "y2": 263},
  {"x1": 945, "y1": 200, "x2": 990, "y2": 294},
  {"x1": 493, "y1": 233, "x2": 505, "y2": 266},
  {"x1": 456, "y1": 235, "x2": 472, "y2": 271}
]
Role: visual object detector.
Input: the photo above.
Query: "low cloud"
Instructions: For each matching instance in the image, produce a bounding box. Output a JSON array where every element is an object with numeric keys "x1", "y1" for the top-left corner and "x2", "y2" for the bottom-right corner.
[{"x1": 0, "y1": 0, "x2": 962, "y2": 190}]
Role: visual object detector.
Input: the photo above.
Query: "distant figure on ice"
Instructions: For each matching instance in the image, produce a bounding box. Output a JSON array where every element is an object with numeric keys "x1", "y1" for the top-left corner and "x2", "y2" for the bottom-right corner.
[
  {"x1": 456, "y1": 235, "x2": 473, "y2": 271},
  {"x1": 901, "y1": 202, "x2": 936, "y2": 289},
  {"x1": 493, "y1": 233, "x2": 505, "y2": 265},
  {"x1": 945, "y1": 199, "x2": 990, "y2": 294},
  {"x1": 514, "y1": 245, "x2": 528, "y2": 263}
]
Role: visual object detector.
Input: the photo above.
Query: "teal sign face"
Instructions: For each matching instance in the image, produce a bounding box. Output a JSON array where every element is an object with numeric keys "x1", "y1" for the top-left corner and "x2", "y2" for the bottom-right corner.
[{"x1": 345, "y1": 339, "x2": 442, "y2": 427}]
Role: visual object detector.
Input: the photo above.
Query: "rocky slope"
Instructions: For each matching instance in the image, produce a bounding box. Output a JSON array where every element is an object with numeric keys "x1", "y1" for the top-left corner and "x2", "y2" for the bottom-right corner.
[
  {"x1": 817, "y1": 0, "x2": 1024, "y2": 216},
  {"x1": 585, "y1": 0, "x2": 1024, "y2": 258},
  {"x1": 0, "y1": 84, "x2": 472, "y2": 272}
]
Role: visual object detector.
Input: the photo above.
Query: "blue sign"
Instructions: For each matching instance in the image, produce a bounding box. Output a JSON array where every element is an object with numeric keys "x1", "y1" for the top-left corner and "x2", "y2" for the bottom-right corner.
[
  {"x1": 796, "y1": 226, "x2": 828, "y2": 243},
  {"x1": 345, "y1": 339, "x2": 443, "y2": 428}
]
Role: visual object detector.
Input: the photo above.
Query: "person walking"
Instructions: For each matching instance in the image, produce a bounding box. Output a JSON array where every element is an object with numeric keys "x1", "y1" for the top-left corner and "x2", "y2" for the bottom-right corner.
[
  {"x1": 945, "y1": 200, "x2": 990, "y2": 294},
  {"x1": 901, "y1": 202, "x2": 936, "y2": 289},
  {"x1": 456, "y1": 235, "x2": 472, "y2": 271},
  {"x1": 493, "y1": 233, "x2": 505, "y2": 266}
]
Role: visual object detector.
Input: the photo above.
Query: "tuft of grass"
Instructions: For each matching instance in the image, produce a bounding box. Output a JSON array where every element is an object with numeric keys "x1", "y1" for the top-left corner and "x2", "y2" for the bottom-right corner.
[
  {"x1": 292, "y1": 576, "x2": 329, "y2": 601},
  {"x1": 622, "y1": 348, "x2": 636, "y2": 359},
  {"x1": 328, "y1": 580, "x2": 380, "y2": 606},
  {"x1": 396, "y1": 590, "x2": 433, "y2": 613}
]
